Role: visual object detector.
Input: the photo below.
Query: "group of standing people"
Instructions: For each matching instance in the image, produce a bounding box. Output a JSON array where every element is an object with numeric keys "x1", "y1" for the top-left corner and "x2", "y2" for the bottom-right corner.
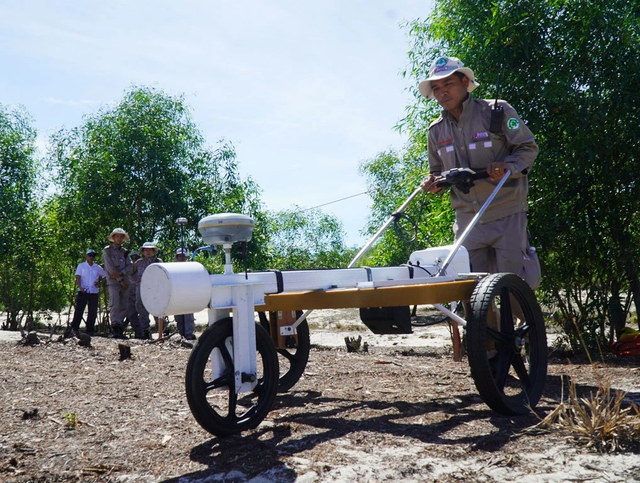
[{"x1": 70, "y1": 228, "x2": 196, "y2": 340}]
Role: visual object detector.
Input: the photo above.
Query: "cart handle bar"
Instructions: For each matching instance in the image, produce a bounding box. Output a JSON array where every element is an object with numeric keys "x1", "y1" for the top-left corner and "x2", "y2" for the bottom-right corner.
[
  {"x1": 290, "y1": 169, "x2": 509, "y2": 334},
  {"x1": 436, "y1": 169, "x2": 511, "y2": 276},
  {"x1": 349, "y1": 167, "x2": 494, "y2": 269}
]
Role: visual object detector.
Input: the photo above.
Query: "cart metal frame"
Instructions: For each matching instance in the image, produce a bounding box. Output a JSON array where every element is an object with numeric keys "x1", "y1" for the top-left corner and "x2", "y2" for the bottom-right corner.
[{"x1": 140, "y1": 171, "x2": 548, "y2": 437}]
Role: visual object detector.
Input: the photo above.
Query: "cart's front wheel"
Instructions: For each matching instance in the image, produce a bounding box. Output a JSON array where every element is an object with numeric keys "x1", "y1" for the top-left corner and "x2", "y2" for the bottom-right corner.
[
  {"x1": 185, "y1": 318, "x2": 279, "y2": 437},
  {"x1": 467, "y1": 273, "x2": 547, "y2": 415}
]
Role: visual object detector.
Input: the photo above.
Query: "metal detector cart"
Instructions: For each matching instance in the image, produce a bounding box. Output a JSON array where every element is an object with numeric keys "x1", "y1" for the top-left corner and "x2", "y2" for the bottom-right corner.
[{"x1": 140, "y1": 171, "x2": 547, "y2": 437}]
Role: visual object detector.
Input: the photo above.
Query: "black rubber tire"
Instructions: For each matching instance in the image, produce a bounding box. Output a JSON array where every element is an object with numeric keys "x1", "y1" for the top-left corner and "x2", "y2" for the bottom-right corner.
[
  {"x1": 258, "y1": 311, "x2": 311, "y2": 393},
  {"x1": 185, "y1": 318, "x2": 279, "y2": 437},
  {"x1": 467, "y1": 273, "x2": 547, "y2": 415}
]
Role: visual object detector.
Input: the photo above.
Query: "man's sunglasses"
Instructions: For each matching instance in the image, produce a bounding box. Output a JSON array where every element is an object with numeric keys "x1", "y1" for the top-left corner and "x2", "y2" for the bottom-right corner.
[{"x1": 87, "y1": 253, "x2": 96, "y2": 257}]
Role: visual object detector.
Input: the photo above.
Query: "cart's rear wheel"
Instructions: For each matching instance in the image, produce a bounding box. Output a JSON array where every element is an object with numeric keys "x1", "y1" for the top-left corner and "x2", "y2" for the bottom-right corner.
[
  {"x1": 258, "y1": 311, "x2": 310, "y2": 392},
  {"x1": 467, "y1": 273, "x2": 547, "y2": 415},
  {"x1": 185, "y1": 318, "x2": 279, "y2": 437}
]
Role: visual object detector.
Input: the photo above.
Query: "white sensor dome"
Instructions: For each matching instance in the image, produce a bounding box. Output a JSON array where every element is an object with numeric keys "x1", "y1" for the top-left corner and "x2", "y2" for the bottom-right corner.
[{"x1": 198, "y1": 213, "x2": 255, "y2": 245}]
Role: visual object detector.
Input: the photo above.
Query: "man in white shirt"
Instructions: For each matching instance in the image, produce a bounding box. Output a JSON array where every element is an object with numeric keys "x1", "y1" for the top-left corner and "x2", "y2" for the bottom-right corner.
[{"x1": 70, "y1": 249, "x2": 108, "y2": 335}]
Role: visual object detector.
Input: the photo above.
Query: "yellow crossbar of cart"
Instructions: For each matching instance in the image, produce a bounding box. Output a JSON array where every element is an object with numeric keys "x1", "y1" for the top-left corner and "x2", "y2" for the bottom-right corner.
[{"x1": 256, "y1": 279, "x2": 476, "y2": 312}]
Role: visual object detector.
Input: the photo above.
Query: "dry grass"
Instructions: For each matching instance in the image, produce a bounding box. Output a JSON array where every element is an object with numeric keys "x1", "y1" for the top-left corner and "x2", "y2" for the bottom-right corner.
[{"x1": 532, "y1": 377, "x2": 640, "y2": 452}]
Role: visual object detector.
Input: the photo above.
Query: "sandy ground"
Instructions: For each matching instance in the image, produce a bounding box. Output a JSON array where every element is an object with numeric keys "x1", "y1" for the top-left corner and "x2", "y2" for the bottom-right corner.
[{"x1": 2, "y1": 307, "x2": 640, "y2": 483}]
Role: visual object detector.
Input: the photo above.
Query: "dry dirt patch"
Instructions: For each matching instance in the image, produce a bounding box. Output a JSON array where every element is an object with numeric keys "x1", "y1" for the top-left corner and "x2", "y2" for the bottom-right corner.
[{"x1": 1, "y1": 308, "x2": 639, "y2": 482}]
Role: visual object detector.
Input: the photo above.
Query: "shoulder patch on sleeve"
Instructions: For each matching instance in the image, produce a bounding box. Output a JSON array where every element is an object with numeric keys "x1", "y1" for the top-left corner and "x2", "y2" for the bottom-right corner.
[{"x1": 507, "y1": 117, "x2": 521, "y2": 130}]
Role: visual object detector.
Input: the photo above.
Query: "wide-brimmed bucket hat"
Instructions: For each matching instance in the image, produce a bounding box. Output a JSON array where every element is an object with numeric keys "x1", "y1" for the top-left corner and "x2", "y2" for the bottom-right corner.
[
  {"x1": 140, "y1": 242, "x2": 158, "y2": 255},
  {"x1": 418, "y1": 56, "x2": 480, "y2": 99},
  {"x1": 108, "y1": 228, "x2": 130, "y2": 242}
]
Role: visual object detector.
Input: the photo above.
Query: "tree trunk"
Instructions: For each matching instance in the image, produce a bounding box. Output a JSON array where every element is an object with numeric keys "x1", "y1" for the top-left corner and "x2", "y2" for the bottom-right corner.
[
  {"x1": 625, "y1": 260, "x2": 640, "y2": 331},
  {"x1": 608, "y1": 279, "x2": 626, "y2": 342}
]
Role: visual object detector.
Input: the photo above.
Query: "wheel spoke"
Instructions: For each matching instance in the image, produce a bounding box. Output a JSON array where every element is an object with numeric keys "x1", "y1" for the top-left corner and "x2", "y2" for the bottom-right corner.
[
  {"x1": 206, "y1": 373, "x2": 233, "y2": 392},
  {"x1": 277, "y1": 348, "x2": 298, "y2": 364},
  {"x1": 486, "y1": 326, "x2": 511, "y2": 346},
  {"x1": 514, "y1": 323, "x2": 531, "y2": 339},
  {"x1": 252, "y1": 380, "x2": 265, "y2": 396},
  {"x1": 510, "y1": 353, "x2": 531, "y2": 388},
  {"x1": 226, "y1": 390, "x2": 239, "y2": 419},
  {"x1": 219, "y1": 339, "x2": 234, "y2": 366},
  {"x1": 499, "y1": 287, "x2": 514, "y2": 334},
  {"x1": 493, "y1": 351, "x2": 512, "y2": 390},
  {"x1": 203, "y1": 341, "x2": 236, "y2": 393}
]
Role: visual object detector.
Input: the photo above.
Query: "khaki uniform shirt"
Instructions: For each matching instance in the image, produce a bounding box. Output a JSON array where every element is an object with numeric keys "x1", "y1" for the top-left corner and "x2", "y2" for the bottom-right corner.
[
  {"x1": 102, "y1": 244, "x2": 131, "y2": 286},
  {"x1": 428, "y1": 95, "x2": 538, "y2": 227},
  {"x1": 130, "y1": 256, "x2": 163, "y2": 285}
]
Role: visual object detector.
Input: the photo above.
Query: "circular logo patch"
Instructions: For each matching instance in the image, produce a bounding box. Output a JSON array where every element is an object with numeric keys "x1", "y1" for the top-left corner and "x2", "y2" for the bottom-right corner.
[
  {"x1": 507, "y1": 117, "x2": 520, "y2": 130},
  {"x1": 436, "y1": 57, "x2": 448, "y2": 67}
]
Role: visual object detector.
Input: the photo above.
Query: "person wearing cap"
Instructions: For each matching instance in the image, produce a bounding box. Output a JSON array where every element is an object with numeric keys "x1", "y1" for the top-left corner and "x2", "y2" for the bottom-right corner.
[
  {"x1": 69, "y1": 249, "x2": 108, "y2": 335},
  {"x1": 173, "y1": 248, "x2": 196, "y2": 340},
  {"x1": 418, "y1": 56, "x2": 538, "y2": 280},
  {"x1": 102, "y1": 228, "x2": 132, "y2": 339},
  {"x1": 130, "y1": 242, "x2": 163, "y2": 339}
]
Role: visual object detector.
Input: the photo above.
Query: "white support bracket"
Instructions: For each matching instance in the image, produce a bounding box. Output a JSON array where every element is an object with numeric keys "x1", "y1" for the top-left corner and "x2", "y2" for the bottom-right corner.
[
  {"x1": 231, "y1": 284, "x2": 259, "y2": 393},
  {"x1": 208, "y1": 280, "x2": 265, "y2": 394}
]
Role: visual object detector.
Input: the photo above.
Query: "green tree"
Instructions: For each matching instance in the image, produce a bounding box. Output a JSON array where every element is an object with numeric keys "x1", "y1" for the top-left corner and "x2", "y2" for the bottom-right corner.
[
  {"x1": 358, "y1": 149, "x2": 454, "y2": 267},
  {"x1": 265, "y1": 207, "x2": 354, "y2": 269},
  {"x1": 0, "y1": 104, "x2": 63, "y2": 330},
  {"x1": 47, "y1": 86, "x2": 265, "y2": 265},
  {"x1": 397, "y1": 0, "x2": 640, "y2": 351}
]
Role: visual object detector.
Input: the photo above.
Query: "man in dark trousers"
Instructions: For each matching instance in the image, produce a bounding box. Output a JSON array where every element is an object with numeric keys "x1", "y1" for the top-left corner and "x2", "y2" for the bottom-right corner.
[
  {"x1": 70, "y1": 249, "x2": 107, "y2": 335},
  {"x1": 130, "y1": 242, "x2": 162, "y2": 339}
]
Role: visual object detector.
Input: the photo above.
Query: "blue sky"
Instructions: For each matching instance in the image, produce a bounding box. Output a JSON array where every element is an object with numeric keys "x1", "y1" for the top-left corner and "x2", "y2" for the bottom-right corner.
[{"x1": 0, "y1": 1, "x2": 432, "y2": 247}]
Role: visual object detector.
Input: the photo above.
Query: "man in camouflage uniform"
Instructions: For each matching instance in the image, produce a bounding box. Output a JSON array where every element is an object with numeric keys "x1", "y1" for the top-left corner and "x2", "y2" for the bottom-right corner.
[
  {"x1": 419, "y1": 56, "x2": 538, "y2": 280},
  {"x1": 102, "y1": 228, "x2": 132, "y2": 339},
  {"x1": 130, "y1": 242, "x2": 163, "y2": 340}
]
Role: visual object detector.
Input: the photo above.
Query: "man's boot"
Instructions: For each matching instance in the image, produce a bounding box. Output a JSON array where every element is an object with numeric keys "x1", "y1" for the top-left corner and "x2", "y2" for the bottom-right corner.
[{"x1": 112, "y1": 325, "x2": 127, "y2": 339}]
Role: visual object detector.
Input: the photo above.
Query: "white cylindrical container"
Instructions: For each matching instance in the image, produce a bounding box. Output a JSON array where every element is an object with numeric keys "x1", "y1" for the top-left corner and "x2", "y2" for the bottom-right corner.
[{"x1": 140, "y1": 262, "x2": 211, "y2": 316}]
